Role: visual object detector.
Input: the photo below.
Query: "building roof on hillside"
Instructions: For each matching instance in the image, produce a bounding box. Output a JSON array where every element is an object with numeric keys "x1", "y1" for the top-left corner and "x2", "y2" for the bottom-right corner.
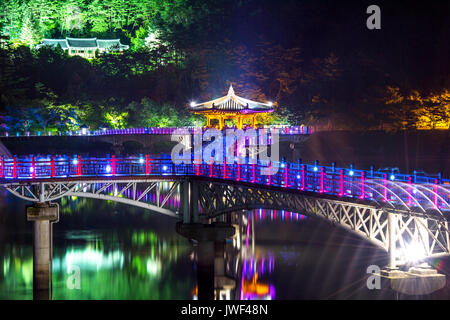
[
  {"x1": 66, "y1": 37, "x2": 98, "y2": 48},
  {"x1": 35, "y1": 37, "x2": 129, "y2": 51},
  {"x1": 97, "y1": 39, "x2": 129, "y2": 50},
  {"x1": 37, "y1": 39, "x2": 69, "y2": 50},
  {"x1": 189, "y1": 85, "x2": 274, "y2": 113}
]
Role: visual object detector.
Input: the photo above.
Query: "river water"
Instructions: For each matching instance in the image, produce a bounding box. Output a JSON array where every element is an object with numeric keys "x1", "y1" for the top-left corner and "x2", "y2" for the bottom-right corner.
[{"x1": 0, "y1": 189, "x2": 449, "y2": 300}]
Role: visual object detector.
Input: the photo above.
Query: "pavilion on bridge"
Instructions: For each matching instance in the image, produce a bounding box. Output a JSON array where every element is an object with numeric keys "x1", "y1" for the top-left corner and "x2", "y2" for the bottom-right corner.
[{"x1": 188, "y1": 85, "x2": 274, "y2": 130}]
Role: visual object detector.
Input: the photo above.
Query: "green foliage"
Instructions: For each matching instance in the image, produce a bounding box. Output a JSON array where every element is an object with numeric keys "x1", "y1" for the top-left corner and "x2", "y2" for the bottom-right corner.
[
  {"x1": 104, "y1": 110, "x2": 128, "y2": 129},
  {"x1": 125, "y1": 98, "x2": 192, "y2": 128},
  {"x1": 0, "y1": 0, "x2": 448, "y2": 133},
  {"x1": 0, "y1": 0, "x2": 216, "y2": 47}
]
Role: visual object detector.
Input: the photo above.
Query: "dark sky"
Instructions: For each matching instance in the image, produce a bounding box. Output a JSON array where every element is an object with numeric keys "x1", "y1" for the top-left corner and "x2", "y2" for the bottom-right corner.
[{"x1": 222, "y1": 0, "x2": 450, "y2": 91}]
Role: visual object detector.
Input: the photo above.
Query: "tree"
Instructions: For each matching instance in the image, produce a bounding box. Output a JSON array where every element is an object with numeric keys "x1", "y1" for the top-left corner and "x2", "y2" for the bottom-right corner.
[
  {"x1": 18, "y1": 11, "x2": 39, "y2": 47},
  {"x1": 86, "y1": 0, "x2": 108, "y2": 33},
  {"x1": 1, "y1": 0, "x2": 22, "y2": 39}
]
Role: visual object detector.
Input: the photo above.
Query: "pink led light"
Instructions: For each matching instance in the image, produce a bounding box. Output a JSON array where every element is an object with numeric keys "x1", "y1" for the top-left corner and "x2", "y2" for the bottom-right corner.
[
  {"x1": 209, "y1": 158, "x2": 213, "y2": 177},
  {"x1": 223, "y1": 158, "x2": 227, "y2": 179},
  {"x1": 30, "y1": 156, "x2": 35, "y2": 179},
  {"x1": 51, "y1": 156, "x2": 55, "y2": 177},
  {"x1": 77, "y1": 155, "x2": 82, "y2": 176},
  {"x1": 407, "y1": 176, "x2": 412, "y2": 206},
  {"x1": 301, "y1": 165, "x2": 305, "y2": 191},
  {"x1": 360, "y1": 171, "x2": 365, "y2": 199},
  {"x1": 434, "y1": 179, "x2": 438, "y2": 208},
  {"x1": 339, "y1": 169, "x2": 344, "y2": 196},
  {"x1": 111, "y1": 155, "x2": 116, "y2": 175},
  {"x1": 0, "y1": 156, "x2": 3, "y2": 178},
  {"x1": 284, "y1": 162, "x2": 288, "y2": 187},
  {"x1": 320, "y1": 167, "x2": 324, "y2": 193}
]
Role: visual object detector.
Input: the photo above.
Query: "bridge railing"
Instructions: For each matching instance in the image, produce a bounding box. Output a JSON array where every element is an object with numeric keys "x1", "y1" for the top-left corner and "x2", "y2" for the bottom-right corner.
[
  {"x1": 1, "y1": 125, "x2": 311, "y2": 137},
  {"x1": 0, "y1": 155, "x2": 449, "y2": 212}
]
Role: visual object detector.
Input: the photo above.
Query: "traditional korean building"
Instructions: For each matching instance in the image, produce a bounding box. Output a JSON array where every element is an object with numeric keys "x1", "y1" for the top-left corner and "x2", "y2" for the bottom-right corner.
[
  {"x1": 189, "y1": 85, "x2": 274, "y2": 130},
  {"x1": 35, "y1": 37, "x2": 129, "y2": 59}
]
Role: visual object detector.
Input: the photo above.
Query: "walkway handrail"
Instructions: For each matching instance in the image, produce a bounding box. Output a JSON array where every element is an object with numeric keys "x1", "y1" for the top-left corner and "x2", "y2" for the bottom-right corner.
[
  {"x1": 1, "y1": 126, "x2": 311, "y2": 137},
  {"x1": 1, "y1": 155, "x2": 449, "y2": 212}
]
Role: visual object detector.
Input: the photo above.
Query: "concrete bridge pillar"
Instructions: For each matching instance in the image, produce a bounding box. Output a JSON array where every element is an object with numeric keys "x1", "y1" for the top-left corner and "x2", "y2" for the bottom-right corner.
[
  {"x1": 387, "y1": 211, "x2": 398, "y2": 269},
  {"x1": 180, "y1": 179, "x2": 199, "y2": 223},
  {"x1": 26, "y1": 202, "x2": 59, "y2": 300}
]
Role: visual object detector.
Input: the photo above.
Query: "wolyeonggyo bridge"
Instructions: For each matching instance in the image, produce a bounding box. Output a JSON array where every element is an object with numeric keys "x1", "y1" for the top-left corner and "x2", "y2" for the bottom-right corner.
[{"x1": 1, "y1": 125, "x2": 449, "y2": 299}]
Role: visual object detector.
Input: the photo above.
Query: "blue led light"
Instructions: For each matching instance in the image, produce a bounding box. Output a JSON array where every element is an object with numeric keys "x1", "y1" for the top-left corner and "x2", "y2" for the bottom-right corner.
[
  {"x1": 390, "y1": 174, "x2": 395, "y2": 181},
  {"x1": 72, "y1": 159, "x2": 78, "y2": 165},
  {"x1": 139, "y1": 158, "x2": 144, "y2": 164},
  {"x1": 313, "y1": 166, "x2": 318, "y2": 172},
  {"x1": 105, "y1": 165, "x2": 112, "y2": 173},
  {"x1": 281, "y1": 163, "x2": 285, "y2": 168},
  {"x1": 297, "y1": 175, "x2": 300, "y2": 179},
  {"x1": 162, "y1": 165, "x2": 168, "y2": 171},
  {"x1": 30, "y1": 167, "x2": 34, "y2": 173},
  {"x1": 349, "y1": 170, "x2": 354, "y2": 176}
]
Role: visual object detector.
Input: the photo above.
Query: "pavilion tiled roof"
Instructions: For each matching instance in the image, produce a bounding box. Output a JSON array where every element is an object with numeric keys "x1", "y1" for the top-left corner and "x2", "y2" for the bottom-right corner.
[{"x1": 189, "y1": 85, "x2": 274, "y2": 113}]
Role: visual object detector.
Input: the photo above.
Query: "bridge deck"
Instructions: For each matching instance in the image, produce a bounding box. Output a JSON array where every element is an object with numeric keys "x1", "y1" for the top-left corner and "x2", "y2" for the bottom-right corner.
[{"x1": 0, "y1": 155, "x2": 449, "y2": 216}]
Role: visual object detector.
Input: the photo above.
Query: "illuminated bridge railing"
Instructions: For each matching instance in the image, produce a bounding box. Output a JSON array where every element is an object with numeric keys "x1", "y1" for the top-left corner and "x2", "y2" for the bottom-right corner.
[
  {"x1": 2, "y1": 126, "x2": 311, "y2": 137},
  {"x1": 1, "y1": 155, "x2": 449, "y2": 213}
]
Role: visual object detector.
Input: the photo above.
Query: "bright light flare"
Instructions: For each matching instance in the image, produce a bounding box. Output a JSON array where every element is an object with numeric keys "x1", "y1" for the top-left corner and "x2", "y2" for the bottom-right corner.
[
  {"x1": 190, "y1": 101, "x2": 196, "y2": 107},
  {"x1": 404, "y1": 241, "x2": 426, "y2": 263}
]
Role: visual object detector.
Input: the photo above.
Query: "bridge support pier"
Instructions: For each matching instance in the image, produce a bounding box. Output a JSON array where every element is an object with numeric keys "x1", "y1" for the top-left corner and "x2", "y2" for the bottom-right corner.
[
  {"x1": 380, "y1": 265, "x2": 446, "y2": 296},
  {"x1": 387, "y1": 212, "x2": 398, "y2": 270},
  {"x1": 26, "y1": 202, "x2": 59, "y2": 300},
  {"x1": 176, "y1": 222, "x2": 235, "y2": 300},
  {"x1": 180, "y1": 179, "x2": 200, "y2": 223}
]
